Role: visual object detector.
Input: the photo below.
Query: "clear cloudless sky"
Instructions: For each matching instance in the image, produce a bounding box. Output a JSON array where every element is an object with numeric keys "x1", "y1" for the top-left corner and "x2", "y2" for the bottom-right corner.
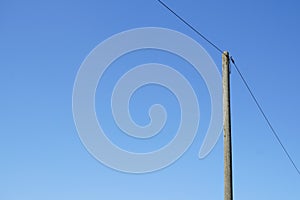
[{"x1": 1, "y1": 0, "x2": 300, "y2": 199}]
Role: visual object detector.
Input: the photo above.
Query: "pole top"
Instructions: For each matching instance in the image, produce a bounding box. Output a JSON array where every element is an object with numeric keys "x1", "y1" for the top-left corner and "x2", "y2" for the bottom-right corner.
[{"x1": 223, "y1": 51, "x2": 229, "y2": 56}]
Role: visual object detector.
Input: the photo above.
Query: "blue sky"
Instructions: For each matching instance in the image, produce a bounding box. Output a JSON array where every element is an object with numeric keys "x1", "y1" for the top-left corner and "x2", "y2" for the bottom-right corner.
[{"x1": 1, "y1": 0, "x2": 300, "y2": 199}]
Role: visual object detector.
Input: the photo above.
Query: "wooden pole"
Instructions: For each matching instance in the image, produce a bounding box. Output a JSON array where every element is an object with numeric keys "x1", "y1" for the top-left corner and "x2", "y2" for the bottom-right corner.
[{"x1": 223, "y1": 51, "x2": 233, "y2": 200}]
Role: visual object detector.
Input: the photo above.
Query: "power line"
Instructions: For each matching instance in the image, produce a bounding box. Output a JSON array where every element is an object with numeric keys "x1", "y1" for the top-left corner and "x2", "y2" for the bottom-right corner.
[
  {"x1": 230, "y1": 57, "x2": 300, "y2": 176},
  {"x1": 157, "y1": 0, "x2": 223, "y2": 54},
  {"x1": 157, "y1": 0, "x2": 300, "y2": 176}
]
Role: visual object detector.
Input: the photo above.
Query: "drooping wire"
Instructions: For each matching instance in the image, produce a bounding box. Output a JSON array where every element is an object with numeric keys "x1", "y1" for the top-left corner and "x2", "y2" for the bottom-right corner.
[
  {"x1": 230, "y1": 57, "x2": 300, "y2": 176},
  {"x1": 157, "y1": 0, "x2": 300, "y2": 176},
  {"x1": 157, "y1": 0, "x2": 224, "y2": 54}
]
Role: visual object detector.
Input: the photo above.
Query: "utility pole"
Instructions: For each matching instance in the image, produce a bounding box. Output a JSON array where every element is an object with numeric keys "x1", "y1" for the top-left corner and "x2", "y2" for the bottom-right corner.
[{"x1": 223, "y1": 51, "x2": 233, "y2": 200}]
